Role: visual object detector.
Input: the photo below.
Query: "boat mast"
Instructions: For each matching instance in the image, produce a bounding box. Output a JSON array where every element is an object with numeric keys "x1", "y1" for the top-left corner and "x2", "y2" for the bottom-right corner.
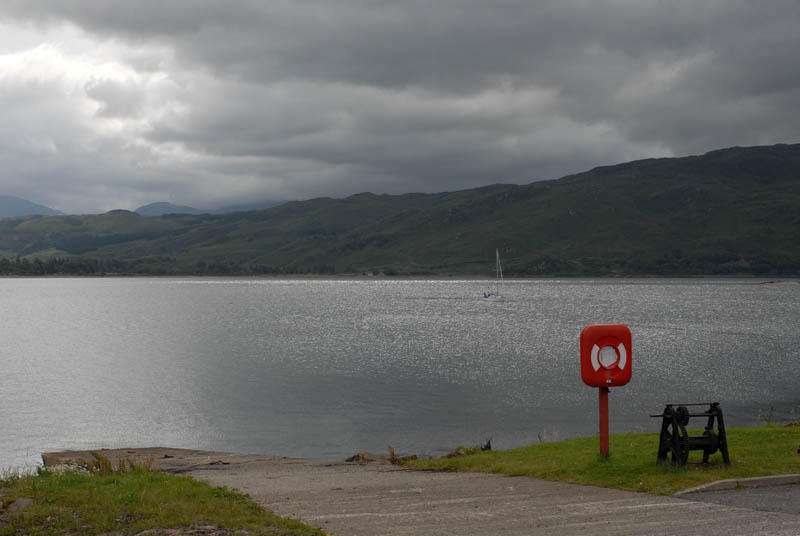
[{"x1": 496, "y1": 248, "x2": 503, "y2": 295}]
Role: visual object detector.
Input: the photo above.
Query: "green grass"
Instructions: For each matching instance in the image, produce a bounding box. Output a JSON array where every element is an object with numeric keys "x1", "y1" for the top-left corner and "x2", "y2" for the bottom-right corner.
[
  {"x1": 0, "y1": 465, "x2": 324, "y2": 535},
  {"x1": 407, "y1": 425, "x2": 800, "y2": 495}
]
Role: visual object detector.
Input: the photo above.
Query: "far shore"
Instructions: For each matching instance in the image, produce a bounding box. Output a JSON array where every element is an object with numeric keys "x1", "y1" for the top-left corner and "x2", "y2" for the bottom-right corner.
[{"x1": 2, "y1": 273, "x2": 799, "y2": 280}]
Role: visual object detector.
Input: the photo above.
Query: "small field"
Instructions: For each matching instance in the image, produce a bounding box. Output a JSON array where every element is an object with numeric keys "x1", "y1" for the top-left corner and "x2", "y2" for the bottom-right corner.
[
  {"x1": 408, "y1": 425, "x2": 800, "y2": 495},
  {"x1": 0, "y1": 459, "x2": 324, "y2": 536}
]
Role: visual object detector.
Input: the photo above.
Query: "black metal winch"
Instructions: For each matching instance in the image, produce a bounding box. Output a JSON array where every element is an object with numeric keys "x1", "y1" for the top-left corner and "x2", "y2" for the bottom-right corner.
[{"x1": 651, "y1": 402, "x2": 731, "y2": 466}]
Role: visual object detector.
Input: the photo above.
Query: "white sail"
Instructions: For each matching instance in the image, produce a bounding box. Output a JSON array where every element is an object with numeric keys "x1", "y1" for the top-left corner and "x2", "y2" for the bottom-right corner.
[{"x1": 483, "y1": 248, "x2": 509, "y2": 302}]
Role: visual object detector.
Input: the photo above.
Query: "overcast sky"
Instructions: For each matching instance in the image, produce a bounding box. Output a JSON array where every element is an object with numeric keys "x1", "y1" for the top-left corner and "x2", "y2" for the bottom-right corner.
[{"x1": 1, "y1": 1, "x2": 799, "y2": 213}]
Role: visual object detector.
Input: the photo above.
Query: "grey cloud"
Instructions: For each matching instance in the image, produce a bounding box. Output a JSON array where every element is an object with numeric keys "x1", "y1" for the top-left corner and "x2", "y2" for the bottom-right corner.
[
  {"x1": 0, "y1": 0, "x2": 799, "y2": 212},
  {"x1": 85, "y1": 77, "x2": 145, "y2": 118},
  {"x1": 144, "y1": 79, "x2": 659, "y2": 198},
  {"x1": 7, "y1": 1, "x2": 796, "y2": 93}
]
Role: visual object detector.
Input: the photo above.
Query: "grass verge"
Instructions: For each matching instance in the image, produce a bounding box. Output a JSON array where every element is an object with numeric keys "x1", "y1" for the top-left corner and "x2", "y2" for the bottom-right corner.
[
  {"x1": 407, "y1": 425, "x2": 800, "y2": 495},
  {"x1": 0, "y1": 457, "x2": 324, "y2": 535}
]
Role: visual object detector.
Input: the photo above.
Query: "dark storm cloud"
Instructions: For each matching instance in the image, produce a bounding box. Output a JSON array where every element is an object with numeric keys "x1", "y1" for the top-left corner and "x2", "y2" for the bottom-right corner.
[
  {"x1": 0, "y1": 1, "x2": 714, "y2": 90},
  {"x1": 1, "y1": 0, "x2": 799, "y2": 211}
]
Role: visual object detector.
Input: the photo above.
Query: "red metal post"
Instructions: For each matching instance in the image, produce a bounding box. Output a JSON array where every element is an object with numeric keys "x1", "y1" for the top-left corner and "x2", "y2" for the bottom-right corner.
[{"x1": 599, "y1": 387, "x2": 609, "y2": 457}]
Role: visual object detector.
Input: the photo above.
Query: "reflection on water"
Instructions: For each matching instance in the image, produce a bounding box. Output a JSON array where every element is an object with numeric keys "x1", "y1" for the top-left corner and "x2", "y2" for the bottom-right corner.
[{"x1": 1, "y1": 277, "x2": 798, "y2": 469}]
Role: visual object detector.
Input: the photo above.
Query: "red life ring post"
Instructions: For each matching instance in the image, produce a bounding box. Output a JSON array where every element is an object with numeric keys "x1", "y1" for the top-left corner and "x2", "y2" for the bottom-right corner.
[{"x1": 580, "y1": 324, "x2": 632, "y2": 457}]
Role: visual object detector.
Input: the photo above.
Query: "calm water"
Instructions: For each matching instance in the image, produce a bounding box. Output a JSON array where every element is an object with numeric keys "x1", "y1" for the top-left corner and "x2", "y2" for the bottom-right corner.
[{"x1": 1, "y1": 277, "x2": 799, "y2": 470}]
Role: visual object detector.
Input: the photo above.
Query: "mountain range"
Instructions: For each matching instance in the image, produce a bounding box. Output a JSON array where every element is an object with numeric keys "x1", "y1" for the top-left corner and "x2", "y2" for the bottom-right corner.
[
  {"x1": 0, "y1": 198, "x2": 286, "y2": 219},
  {"x1": 0, "y1": 195, "x2": 63, "y2": 218},
  {"x1": 1, "y1": 143, "x2": 798, "y2": 276},
  {"x1": 134, "y1": 202, "x2": 207, "y2": 217},
  {"x1": 134, "y1": 200, "x2": 286, "y2": 217}
]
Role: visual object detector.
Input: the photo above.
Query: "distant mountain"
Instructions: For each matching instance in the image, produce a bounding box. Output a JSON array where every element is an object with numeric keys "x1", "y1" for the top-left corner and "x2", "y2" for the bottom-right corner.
[
  {"x1": 1, "y1": 143, "x2": 799, "y2": 276},
  {"x1": 135, "y1": 202, "x2": 206, "y2": 216},
  {"x1": 135, "y1": 200, "x2": 286, "y2": 216},
  {"x1": 0, "y1": 195, "x2": 63, "y2": 219},
  {"x1": 212, "y1": 200, "x2": 286, "y2": 214}
]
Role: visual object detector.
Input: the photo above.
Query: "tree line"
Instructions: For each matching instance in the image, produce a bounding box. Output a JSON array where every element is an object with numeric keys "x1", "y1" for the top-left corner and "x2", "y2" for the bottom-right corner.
[{"x1": 0, "y1": 256, "x2": 339, "y2": 276}]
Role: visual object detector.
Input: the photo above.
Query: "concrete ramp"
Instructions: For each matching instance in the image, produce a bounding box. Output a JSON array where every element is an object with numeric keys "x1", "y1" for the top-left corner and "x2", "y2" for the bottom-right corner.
[{"x1": 44, "y1": 448, "x2": 800, "y2": 536}]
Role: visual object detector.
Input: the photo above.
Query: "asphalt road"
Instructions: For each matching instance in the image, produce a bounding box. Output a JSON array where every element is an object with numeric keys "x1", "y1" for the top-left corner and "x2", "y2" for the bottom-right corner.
[{"x1": 681, "y1": 484, "x2": 800, "y2": 516}]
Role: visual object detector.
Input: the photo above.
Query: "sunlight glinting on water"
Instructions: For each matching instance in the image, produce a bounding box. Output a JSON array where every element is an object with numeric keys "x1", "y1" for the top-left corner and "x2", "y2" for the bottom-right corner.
[{"x1": 1, "y1": 277, "x2": 798, "y2": 469}]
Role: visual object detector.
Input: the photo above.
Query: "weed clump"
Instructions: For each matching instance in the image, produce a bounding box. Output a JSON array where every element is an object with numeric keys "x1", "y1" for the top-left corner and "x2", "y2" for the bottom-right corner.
[{"x1": 445, "y1": 439, "x2": 493, "y2": 458}]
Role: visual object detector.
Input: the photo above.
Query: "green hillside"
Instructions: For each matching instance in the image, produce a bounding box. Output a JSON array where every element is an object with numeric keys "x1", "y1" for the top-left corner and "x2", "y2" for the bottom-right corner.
[{"x1": 1, "y1": 144, "x2": 799, "y2": 276}]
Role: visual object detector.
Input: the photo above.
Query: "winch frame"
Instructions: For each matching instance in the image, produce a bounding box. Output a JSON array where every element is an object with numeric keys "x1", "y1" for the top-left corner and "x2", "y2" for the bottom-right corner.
[{"x1": 651, "y1": 402, "x2": 730, "y2": 466}]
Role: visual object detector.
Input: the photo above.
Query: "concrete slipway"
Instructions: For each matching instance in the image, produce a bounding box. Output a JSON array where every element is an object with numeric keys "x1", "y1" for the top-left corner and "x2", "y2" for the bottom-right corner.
[{"x1": 43, "y1": 448, "x2": 800, "y2": 536}]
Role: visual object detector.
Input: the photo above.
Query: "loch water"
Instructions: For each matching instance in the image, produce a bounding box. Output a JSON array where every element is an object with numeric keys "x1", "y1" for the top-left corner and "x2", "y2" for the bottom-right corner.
[{"x1": 1, "y1": 277, "x2": 798, "y2": 469}]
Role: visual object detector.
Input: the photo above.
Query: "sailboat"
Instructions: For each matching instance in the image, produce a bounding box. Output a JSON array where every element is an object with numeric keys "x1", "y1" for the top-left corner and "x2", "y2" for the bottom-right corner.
[{"x1": 483, "y1": 249, "x2": 508, "y2": 302}]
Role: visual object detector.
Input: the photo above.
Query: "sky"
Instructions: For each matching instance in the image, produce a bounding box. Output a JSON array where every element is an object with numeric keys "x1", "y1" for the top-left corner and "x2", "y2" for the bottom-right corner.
[{"x1": 1, "y1": 1, "x2": 799, "y2": 213}]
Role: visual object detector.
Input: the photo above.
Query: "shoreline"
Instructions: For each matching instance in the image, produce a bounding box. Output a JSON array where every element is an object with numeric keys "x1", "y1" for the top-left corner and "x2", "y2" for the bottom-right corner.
[
  {"x1": 40, "y1": 445, "x2": 800, "y2": 496},
  {"x1": 34, "y1": 446, "x2": 800, "y2": 536},
  {"x1": 2, "y1": 273, "x2": 798, "y2": 281}
]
